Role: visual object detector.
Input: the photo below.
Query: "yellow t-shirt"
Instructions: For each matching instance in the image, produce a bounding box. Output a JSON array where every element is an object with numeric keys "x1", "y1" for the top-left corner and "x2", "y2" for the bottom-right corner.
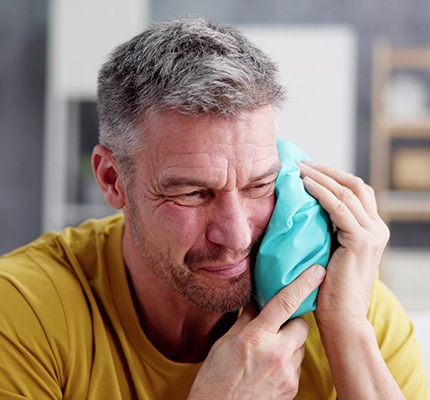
[{"x1": 0, "y1": 215, "x2": 428, "y2": 399}]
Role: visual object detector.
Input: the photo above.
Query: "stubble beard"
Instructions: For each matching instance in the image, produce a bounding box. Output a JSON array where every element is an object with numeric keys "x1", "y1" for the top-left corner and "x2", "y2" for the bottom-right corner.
[{"x1": 126, "y1": 188, "x2": 257, "y2": 313}]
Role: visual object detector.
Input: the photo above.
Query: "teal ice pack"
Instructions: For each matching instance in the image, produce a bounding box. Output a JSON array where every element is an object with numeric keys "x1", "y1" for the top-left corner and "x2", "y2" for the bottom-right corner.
[{"x1": 253, "y1": 138, "x2": 332, "y2": 319}]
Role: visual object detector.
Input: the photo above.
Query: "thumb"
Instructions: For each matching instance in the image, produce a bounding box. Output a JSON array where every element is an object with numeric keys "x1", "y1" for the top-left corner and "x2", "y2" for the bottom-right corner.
[
  {"x1": 227, "y1": 300, "x2": 260, "y2": 336},
  {"x1": 252, "y1": 264, "x2": 326, "y2": 333}
]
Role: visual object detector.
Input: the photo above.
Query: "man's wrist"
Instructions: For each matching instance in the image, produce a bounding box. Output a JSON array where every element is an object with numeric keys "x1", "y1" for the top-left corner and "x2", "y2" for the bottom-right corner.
[{"x1": 315, "y1": 312, "x2": 374, "y2": 344}]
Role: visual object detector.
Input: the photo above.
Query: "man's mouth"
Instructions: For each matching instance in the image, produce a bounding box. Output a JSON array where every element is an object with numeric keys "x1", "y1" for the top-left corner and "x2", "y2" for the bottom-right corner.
[{"x1": 197, "y1": 256, "x2": 249, "y2": 278}]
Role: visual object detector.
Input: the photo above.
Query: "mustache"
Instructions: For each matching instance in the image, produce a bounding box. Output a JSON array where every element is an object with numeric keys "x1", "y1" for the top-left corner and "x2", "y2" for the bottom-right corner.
[{"x1": 184, "y1": 236, "x2": 262, "y2": 267}]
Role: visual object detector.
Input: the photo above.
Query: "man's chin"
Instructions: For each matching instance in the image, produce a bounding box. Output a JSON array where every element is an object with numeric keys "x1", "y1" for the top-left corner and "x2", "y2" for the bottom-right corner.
[{"x1": 183, "y1": 280, "x2": 252, "y2": 313}]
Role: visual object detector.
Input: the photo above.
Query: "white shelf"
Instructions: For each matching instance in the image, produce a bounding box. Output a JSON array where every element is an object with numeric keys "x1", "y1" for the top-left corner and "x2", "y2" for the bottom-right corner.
[{"x1": 43, "y1": 0, "x2": 149, "y2": 232}]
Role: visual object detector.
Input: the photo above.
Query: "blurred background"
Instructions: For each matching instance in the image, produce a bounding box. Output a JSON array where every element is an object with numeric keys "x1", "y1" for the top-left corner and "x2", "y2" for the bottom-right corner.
[{"x1": 1, "y1": 0, "x2": 429, "y2": 373}]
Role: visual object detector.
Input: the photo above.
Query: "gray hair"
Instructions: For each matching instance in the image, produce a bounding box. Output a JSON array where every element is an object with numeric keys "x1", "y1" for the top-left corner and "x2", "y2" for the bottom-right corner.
[{"x1": 97, "y1": 16, "x2": 285, "y2": 169}]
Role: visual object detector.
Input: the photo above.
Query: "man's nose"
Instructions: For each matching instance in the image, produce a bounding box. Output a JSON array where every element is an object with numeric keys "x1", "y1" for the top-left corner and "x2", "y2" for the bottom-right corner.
[{"x1": 206, "y1": 192, "x2": 253, "y2": 252}]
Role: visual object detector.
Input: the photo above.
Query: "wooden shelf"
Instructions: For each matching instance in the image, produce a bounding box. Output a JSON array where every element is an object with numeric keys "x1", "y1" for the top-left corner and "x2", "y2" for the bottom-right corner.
[
  {"x1": 377, "y1": 191, "x2": 430, "y2": 221},
  {"x1": 377, "y1": 116, "x2": 430, "y2": 138},
  {"x1": 371, "y1": 41, "x2": 430, "y2": 226},
  {"x1": 389, "y1": 48, "x2": 430, "y2": 69}
]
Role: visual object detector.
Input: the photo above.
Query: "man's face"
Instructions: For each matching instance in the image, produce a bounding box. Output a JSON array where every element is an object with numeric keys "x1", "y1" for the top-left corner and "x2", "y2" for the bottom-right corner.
[{"x1": 124, "y1": 106, "x2": 279, "y2": 312}]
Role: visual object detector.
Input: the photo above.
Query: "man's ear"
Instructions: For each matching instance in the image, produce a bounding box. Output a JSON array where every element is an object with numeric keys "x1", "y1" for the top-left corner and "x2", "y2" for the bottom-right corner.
[{"x1": 92, "y1": 144, "x2": 126, "y2": 210}]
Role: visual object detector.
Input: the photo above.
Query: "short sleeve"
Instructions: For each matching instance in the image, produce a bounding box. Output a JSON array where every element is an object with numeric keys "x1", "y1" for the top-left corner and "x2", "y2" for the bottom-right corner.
[
  {"x1": 369, "y1": 278, "x2": 430, "y2": 399},
  {"x1": 0, "y1": 271, "x2": 65, "y2": 399},
  {"x1": 0, "y1": 244, "x2": 93, "y2": 400}
]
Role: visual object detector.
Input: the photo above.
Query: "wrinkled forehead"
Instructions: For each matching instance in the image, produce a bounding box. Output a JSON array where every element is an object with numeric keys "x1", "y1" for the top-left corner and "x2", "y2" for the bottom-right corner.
[
  {"x1": 134, "y1": 107, "x2": 279, "y2": 188},
  {"x1": 142, "y1": 107, "x2": 277, "y2": 149}
]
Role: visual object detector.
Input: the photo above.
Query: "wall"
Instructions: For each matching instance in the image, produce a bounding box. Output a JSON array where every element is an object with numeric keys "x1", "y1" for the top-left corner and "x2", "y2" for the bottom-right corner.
[
  {"x1": 1, "y1": 0, "x2": 429, "y2": 253},
  {"x1": 0, "y1": 0, "x2": 47, "y2": 253}
]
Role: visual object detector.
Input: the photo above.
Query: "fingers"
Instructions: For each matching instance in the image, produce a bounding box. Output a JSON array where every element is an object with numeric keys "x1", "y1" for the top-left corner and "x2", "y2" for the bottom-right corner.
[
  {"x1": 228, "y1": 300, "x2": 260, "y2": 336},
  {"x1": 298, "y1": 161, "x2": 389, "y2": 247},
  {"x1": 279, "y1": 317, "x2": 310, "y2": 354},
  {"x1": 297, "y1": 161, "x2": 378, "y2": 229},
  {"x1": 300, "y1": 161, "x2": 377, "y2": 212},
  {"x1": 253, "y1": 265, "x2": 326, "y2": 333},
  {"x1": 302, "y1": 175, "x2": 362, "y2": 233}
]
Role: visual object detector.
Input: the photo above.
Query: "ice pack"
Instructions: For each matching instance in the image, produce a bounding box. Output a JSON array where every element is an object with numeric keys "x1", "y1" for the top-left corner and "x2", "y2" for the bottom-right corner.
[{"x1": 253, "y1": 138, "x2": 332, "y2": 319}]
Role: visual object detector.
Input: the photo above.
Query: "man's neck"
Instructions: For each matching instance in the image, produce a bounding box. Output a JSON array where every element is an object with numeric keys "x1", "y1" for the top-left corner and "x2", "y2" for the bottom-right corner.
[
  {"x1": 131, "y1": 284, "x2": 237, "y2": 362},
  {"x1": 123, "y1": 231, "x2": 237, "y2": 363}
]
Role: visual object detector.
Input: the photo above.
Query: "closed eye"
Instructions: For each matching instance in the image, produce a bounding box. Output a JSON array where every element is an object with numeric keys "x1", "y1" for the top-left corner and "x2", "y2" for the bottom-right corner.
[
  {"x1": 252, "y1": 182, "x2": 272, "y2": 189},
  {"x1": 242, "y1": 180, "x2": 276, "y2": 198},
  {"x1": 184, "y1": 189, "x2": 213, "y2": 197},
  {"x1": 170, "y1": 190, "x2": 213, "y2": 206}
]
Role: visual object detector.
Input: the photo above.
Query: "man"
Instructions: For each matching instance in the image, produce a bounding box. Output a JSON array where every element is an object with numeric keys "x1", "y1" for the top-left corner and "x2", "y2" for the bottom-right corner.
[{"x1": 0, "y1": 16, "x2": 428, "y2": 399}]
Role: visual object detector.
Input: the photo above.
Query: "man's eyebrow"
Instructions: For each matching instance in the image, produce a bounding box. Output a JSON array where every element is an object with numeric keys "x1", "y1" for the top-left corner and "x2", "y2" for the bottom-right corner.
[
  {"x1": 250, "y1": 161, "x2": 281, "y2": 183},
  {"x1": 157, "y1": 161, "x2": 281, "y2": 191},
  {"x1": 157, "y1": 176, "x2": 211, "y2": 190}
]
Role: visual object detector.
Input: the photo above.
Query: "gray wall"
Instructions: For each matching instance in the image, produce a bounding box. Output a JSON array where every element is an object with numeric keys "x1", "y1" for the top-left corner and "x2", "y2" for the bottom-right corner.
[
  {"x1": 0, "y1": 0, "x2": 47, "y2": 253},
  {"x1": 1, "y1": 0, "x2": 429, "y2": 253}
]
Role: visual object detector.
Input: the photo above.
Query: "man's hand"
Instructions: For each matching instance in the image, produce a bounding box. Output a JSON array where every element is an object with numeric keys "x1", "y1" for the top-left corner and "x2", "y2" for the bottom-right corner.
[
  {"x1": 298, "y1": 161, "x2": 389, "y2": 325},
  {"x1": 298, "y1": 161, "x2": 405, "y2": 400},
  {"x1": 188, "y1": 265, "x2": 326, "y2": 400}
]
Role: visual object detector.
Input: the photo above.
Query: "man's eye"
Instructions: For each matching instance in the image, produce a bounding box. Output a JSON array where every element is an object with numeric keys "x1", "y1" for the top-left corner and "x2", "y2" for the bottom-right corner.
[
  {"x1": 172, "y1": 190, "x2": 212, "y2": 206},
  {"x1": 245, "y1": 181, "x2": 275, "y2": 198},
  {"x1": 184, "y1": 191, "x2": 203, "y2": 197},
  {"x1": 253, "y1": 183, "x2": 270, "y2": 189}
]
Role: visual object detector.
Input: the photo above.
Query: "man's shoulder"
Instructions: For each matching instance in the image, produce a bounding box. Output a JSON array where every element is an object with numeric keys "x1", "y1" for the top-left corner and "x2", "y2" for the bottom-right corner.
[
  {"x1": 0, "y1": 213, "x2": 124, "y2": 278},
  {"x1": 0, "y1": 216, "x2": 125, "y2": 397},
  {"x1": 0, "y1": 214, "x2": 124, "y2": 330},
  {"x1": 0, "y1": 228, "x2": 80, "y2": 298}
]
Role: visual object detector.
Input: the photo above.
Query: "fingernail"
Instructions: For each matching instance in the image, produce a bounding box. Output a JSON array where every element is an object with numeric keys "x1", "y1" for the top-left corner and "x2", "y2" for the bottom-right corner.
[
  {"x1": 314, "y1": 265, "x2": 326, "y2": 280},
  {"x1": 303, "y1": 160, "x2": 318, "y2": 167},
  {"x1": 303, "y1": 176, "x2": 317, "y2": 187}
]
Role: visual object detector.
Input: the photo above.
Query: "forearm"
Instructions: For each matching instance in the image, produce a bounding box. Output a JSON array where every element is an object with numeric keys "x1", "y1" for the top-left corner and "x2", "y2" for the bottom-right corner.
[{"x1": 318, "y1": 319, "x2": 405, "y2": 400}]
